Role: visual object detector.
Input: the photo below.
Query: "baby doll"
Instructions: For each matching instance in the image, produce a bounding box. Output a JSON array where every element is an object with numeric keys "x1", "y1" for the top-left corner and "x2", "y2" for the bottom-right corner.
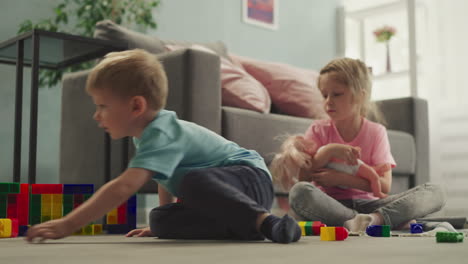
[{"x1": 270, "y1": 135, "x2": 390, "y2": 198}]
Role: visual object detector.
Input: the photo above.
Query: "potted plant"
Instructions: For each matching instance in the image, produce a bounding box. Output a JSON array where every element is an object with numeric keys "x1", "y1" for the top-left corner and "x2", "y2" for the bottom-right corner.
[{"x1": 373, "y1": 25, "x2": 396, "y2": 73}]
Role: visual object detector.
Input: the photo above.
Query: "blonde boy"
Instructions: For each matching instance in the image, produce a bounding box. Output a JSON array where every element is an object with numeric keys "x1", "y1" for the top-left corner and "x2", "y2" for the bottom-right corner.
[{"x1": 26, "y1": 49, "x2": 301, "y2": 243}]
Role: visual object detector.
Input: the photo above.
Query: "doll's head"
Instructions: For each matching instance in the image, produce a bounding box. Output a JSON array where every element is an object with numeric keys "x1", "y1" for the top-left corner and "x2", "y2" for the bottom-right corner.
[{"x1": 270, "y1": 135, "x2": 317, "y2": 191}]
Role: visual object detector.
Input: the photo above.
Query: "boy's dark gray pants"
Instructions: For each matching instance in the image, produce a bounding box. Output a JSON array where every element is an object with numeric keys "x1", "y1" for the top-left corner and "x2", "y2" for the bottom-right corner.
[{"x1": 149, "y1": 165, "x2": 274, "y2": 240}]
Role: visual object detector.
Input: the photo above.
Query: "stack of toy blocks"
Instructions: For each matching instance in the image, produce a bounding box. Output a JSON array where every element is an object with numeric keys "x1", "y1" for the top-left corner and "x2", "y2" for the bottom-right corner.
[
  {"x1": 320, "y1": 226, "x2": 349, "y2": 241},
  {"x1": 0, "y1": 182, "x2": 137, "y2": 237},
  {"x1": 366, "y1": 225, "x2": 391, "y2": 237},
  {"x1": 298, "y1": 221, "x2": 326, "y2": 236},
  {"x1": 0, "y1": 183, "x2": 26, "y2": 237},
  {"x1": 105, "y1": 195, "x2": 137, "y2": 234}
]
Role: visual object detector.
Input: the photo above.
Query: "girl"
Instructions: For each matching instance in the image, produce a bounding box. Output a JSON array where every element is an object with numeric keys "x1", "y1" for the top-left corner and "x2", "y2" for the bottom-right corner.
[{"x1": 282, "y1": 58, "x2": 445, "y2": 231}]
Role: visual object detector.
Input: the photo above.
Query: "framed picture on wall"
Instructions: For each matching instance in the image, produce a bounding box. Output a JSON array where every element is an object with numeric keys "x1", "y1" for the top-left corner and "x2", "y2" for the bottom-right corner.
[{"x1": 242, "y1": 0, "x2": 278, "y2": 30}]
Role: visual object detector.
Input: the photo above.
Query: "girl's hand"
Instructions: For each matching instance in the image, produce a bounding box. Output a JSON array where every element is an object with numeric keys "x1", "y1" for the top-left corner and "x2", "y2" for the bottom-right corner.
[
  {"x1": 310, "y1": 168, "x2": 343, "y2": 187},
  {"x1": 327, "y1": 144, "x2": 361, "y2": 165},
  {"x1": 26, "y1": 218, "x2": 75, "y2": 242},
  {"x1": 125, "y1": 227, "x2": 153, "y2": 237}
]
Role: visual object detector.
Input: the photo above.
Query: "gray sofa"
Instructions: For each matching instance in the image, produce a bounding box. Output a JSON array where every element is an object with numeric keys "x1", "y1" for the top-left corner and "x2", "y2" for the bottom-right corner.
[{"x1": 60, "y1": 47, "x2": 429, "y2": 195}]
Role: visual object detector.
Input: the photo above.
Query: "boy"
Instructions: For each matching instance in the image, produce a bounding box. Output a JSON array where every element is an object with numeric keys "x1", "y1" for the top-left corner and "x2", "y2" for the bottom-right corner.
[{"x1": 26, "y1": 49, "x2": 301, "y2": 243}]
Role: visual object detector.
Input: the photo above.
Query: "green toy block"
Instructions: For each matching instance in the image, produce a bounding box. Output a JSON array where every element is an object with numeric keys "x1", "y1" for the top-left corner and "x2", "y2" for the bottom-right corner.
[
  {"x1": 0, "y1": 183, "x2": 20, "y2": 194},
  {"x1": 436, "y1": 232, "x2": 464, "y2": 243}
]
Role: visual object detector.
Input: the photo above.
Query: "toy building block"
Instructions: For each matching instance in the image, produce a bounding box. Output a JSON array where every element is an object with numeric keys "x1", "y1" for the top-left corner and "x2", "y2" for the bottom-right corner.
[
  {"x1": 298, "y1": 221, "x2": 326, "y2": 236},
  {"x1": 73, "y1": 194, "x2": 84, "y2": 209},
  {"x1": 127, "y1": 195, "x2": 137, "y2": 230},
  {"x1": 63, "y1": 194, "x2": 74, "y2": 216},
  {"x1": 0, "y1": 219, "x2": 12, "y2": 238},
  {"x1": 320, "y1": 226, "x2": 348, "y2": 241},
  {"x1": 0, "y1": 194, "x2": 7, "y2": 218},
  {"x1": 18, "y1": 225, "x2": 29, "y2": 236},
  {"x1": 29, "y1": 194, "x2": 42, "y2": 225},
  {"x1": 0, "y1": 218, "x2": 18, "y2": 238},
  {"x1": 93, "y1": 224, "x2": 103, "y2": 235},
  {"x1": 106, "y1": 224, "x2": 132, "y2": 234},
  {"x1": 410, "y1": 223, "x2": 423, "y2": 234},
  {"x1": 63, "y1": 184, "x2": 94, "y2": 194},
  {"x1": 366, "y1": 225, "x2": 391, "y2": 237},
  {"x1": 7, "y1": 194, "x2": 18, "y2": 218},
  {"x1": 107, "y1": 208, "x2": 118, "y2": 225},
  {"x1": 41, "y1": 194, "x2": 52, "y2": 223},
  {"x1": 17, "y1": 184, "x2": 29, "y2": 226},
  {"x1": 436, "y1": 232, "x2": 464, "y2": 243},
  {"x1": 31, "y1": 184, "x2": 63, "y2": 194},
  {"x1": 0, "y1": 183, "x2": 20, "y2": 194},
  {"x1": 51, "y1": 194, "x2": 63, "y2": 220},
  {"x1": 117, "y1": 202, "x2": 127, "y2": 225}
]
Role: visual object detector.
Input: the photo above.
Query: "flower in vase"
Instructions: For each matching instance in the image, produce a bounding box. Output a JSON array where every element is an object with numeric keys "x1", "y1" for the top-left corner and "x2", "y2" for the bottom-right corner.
[{"x1": 373, "y1": 25, "x2": 396, "y2": 42}]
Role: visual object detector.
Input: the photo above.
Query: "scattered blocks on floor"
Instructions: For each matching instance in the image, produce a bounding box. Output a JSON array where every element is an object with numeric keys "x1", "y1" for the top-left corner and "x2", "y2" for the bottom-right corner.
[
  {"x1": 436, "y1": 232, "x2": 464, "y2": 243},
  {"x1": 74, "y1": 224, "x2": 103, "y2": 235},
  {"x1": 320, "y1": 226, "x2": 348, "y2": 241},
  {"x1": 366, "y1": 225, "x2": 391, "y2": 237},
  {"x1": 298, "y1": 221, "x2": 326, "y2": 236}
]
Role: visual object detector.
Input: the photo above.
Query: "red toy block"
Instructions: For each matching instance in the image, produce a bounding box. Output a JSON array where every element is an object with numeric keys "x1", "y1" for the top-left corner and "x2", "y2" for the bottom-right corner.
[
  {"x1": 31, "y1": 184, "x2": 63, "y2": 194},
  {"x1": 7, "y1": 194, "x2": 18, "y2": 219},
  {"x1": 335, "y1": 227, "x2": 349, "y2": 240},
  {"x1": 17, "y1": 184, "x2": 29, "y2": 226},
  {"x1": 10, "y1": 218, "x2": 18, "y2": 237},
  {"x1": 117, "y1": 202, "x2": 127, "y2": 225}
]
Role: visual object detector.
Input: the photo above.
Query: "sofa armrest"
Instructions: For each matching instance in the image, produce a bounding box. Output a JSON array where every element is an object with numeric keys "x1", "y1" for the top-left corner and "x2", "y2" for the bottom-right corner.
[
  {"x1": 60, "y1": 48, "x2": 222, "y2": 192},
  {"x1": 158, "y1": 48, "x2": 221, "y2": 134},
  {"x1": 376, "y1": 97, "x2": 429, "y2": 186}
]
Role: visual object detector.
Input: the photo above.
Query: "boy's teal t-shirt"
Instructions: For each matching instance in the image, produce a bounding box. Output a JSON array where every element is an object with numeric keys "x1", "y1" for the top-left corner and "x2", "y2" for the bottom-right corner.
[{"x1": 128, "y1": 110, "x2": 271, "y2": 196}]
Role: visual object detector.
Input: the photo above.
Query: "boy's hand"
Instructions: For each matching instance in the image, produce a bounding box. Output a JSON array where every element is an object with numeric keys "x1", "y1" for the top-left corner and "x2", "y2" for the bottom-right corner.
[
  {"x1": 26, "y1": 218, "x2": 75, "y2": 242},
  {"x1": 125, "y1": 227, "x2": 153, "y2": 237}
]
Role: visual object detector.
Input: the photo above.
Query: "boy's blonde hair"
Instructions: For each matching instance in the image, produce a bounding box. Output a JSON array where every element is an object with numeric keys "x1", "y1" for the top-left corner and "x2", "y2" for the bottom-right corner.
[
  {"x1": 318, "y1": 57, "x2": 385, "y2": 125},
  {"x1": 86, "y1": 49, "x2": 168, "y2": 111}
]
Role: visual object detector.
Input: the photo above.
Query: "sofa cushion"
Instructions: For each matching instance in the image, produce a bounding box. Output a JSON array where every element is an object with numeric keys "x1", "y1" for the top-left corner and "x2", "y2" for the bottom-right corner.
[
  {"x1": 387, "y1": 130, "x2": 416, "y2": 175},
  {"x1": 166, "y1": 45, "x2": 271, "y2": 113},
  {"x1": 231, "y1": 54, "x2": 327, "y2": 119}
]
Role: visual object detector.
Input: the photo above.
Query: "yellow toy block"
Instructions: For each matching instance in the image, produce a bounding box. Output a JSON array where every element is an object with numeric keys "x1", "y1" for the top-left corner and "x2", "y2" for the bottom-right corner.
[
  {"x1": 107, "y1": 208, "x2": 118, "y2": 224},
  {"x1": 92, "y1": 224, "x2": 103, "y2": 235},
  {"x1": 41, "y1": 194, "x2": 52, "y2": 222},
  {"x1": 298, "y1": 221, "x2": 306, "y2": 236},
  {"x1": 51, "y1": 194, "x2": 63, "y2": 220},
  {"x1": 320, "y1": 227, "x2": 336, "y2": 241},
  {"x1": 0, "y1": 219, "x2": 12, "y2": 238}
]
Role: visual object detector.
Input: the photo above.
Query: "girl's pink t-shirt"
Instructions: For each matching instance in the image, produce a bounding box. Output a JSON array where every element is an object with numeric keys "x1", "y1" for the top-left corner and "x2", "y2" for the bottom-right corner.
[{"x1": 304, "y1": 118, "x2": 396, "y2": 200}]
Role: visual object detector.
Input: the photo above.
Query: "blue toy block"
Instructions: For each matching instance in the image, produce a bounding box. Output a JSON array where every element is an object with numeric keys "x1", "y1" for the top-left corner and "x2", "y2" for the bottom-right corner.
[
  {"x1": 18, "y1": 225, "x2": 29, "y2": 236},
  {"x1": 410, "y1": 223, "x2": 423, "y2": 233},
  {"x1": 105, "y1": 224, "x2": 132, "y2": 234},
  {"x1": 63, "y1": 184, "x2": 94, "y2": 194},
  {"x1": 366, "y1": 225, "x2": 391, "y2": 237}
]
